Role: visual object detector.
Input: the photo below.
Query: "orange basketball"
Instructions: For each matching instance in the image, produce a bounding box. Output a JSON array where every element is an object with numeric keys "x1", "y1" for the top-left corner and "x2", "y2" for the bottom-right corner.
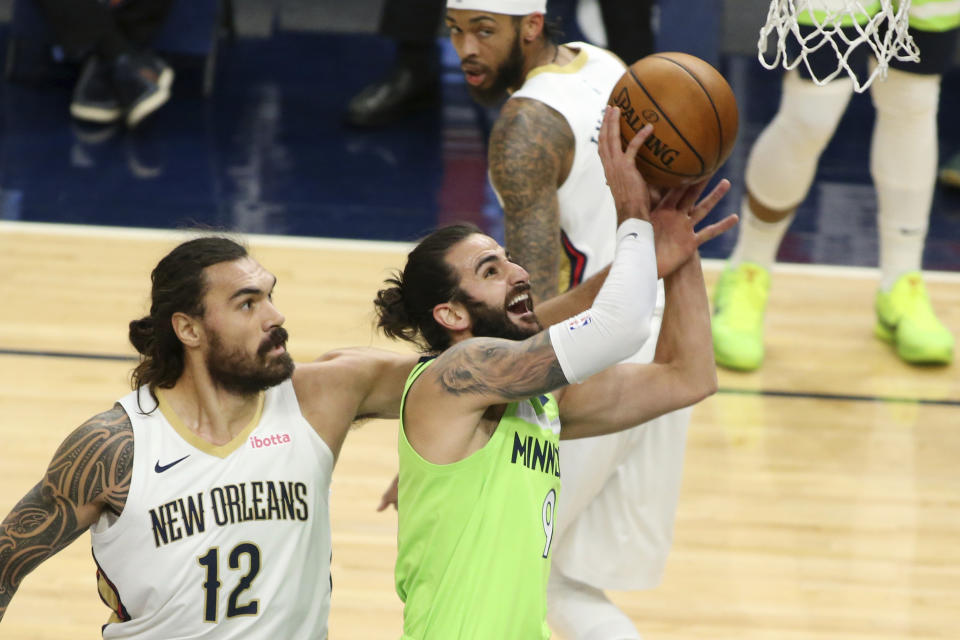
[{"x1": 608, "y1": 52, "x2": 739, "y2": 188}]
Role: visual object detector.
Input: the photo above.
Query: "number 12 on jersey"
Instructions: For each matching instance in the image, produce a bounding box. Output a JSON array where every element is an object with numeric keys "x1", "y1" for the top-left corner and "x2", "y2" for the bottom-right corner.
[{"x1": 197, "y1": 543, "x2": 262, "y2": 622}]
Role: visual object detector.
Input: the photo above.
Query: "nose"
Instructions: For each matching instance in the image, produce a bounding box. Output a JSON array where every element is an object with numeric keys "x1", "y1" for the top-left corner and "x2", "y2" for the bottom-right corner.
[
  {"x1": 460, "y1": 34, "x2": 480, "y2": 59},
  {"x1": 264, "y1": 299, "x2": 285, "y2": 329},
  {"x1": 510, "y1": 261, "x2": 530, "y2": 285}
]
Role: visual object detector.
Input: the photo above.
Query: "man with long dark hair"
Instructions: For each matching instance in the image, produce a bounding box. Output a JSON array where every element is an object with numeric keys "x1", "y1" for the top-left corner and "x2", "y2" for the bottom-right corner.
[{"x1": 0, "y1": 235, "x2": 416, "y2": 638}]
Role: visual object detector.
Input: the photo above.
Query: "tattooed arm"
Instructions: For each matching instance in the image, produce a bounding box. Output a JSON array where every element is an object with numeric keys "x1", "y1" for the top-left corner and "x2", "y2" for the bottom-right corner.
[
  {"x1": 0, "y1": 404, "x2": 133, "y2": 620},
  {"x1": 490, "y1": 98, "x2": 574, "y2": 304}
]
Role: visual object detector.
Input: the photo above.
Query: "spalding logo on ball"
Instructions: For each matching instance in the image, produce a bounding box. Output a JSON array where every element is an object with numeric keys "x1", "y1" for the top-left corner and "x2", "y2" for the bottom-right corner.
[{"x1": 609, "y1": 52, "x2": 739, "y2": 188}]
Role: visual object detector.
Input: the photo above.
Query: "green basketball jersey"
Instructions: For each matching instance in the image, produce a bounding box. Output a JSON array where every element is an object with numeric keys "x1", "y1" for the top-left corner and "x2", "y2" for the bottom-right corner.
[{"x1": 395, "y1": 358, "x2": 562, "y2": 640}]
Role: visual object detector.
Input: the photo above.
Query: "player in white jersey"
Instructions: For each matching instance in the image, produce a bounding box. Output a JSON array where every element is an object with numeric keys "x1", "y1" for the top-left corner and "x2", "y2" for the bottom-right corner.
[
  {"x1": 445, "y1": 1, "x2": 736, "y2": 637},
  {"x1": 0, "y1": 236, "x2": 418, "y2": 638}
]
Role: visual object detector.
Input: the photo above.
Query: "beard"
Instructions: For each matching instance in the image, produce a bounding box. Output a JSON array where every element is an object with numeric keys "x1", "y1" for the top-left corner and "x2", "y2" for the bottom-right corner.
[
  {"x1": 467, "y1": 30, "x2": 526, "y2": 108},
  {"x1": 461, "y1": 293, "x2": 540, "y2": 342},
  {"x1": 206, "y1": 326, "x2": 295, "y2": 395}
]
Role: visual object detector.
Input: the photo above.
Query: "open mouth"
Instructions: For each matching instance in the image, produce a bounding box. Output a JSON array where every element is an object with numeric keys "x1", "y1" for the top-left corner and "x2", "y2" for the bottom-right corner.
[
  {"x1": 506, "y1": 292, "x2": 534, "y2": 317},
  {"x1": 462, "y1": 67, "x2": 487, "y2": 86}
]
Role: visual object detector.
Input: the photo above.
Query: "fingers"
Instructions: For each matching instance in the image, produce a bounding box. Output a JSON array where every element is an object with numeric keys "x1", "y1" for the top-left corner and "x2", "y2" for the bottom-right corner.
[
  {"x1": 677, "y1": 176, "x2": 713, "y2": 212},
  {"x1": 694, "y1": 213, "x2": 739, "y2": 246},
  {"x1": 624, "y1": 122, "x2": 653, "y2": 166},
  {"x1": 377, "y1": 495, "x2": 398, "y2": 512},
  {"x1": 690, "y1": 178, "x2": 731, "y2": 224},
  {"x1": 598, "y1": 106, "x2": 626, "y2": 162}
]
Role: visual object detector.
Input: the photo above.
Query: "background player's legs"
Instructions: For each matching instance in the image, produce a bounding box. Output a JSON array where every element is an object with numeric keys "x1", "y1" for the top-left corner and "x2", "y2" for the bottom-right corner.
[
  {"x1": 548, "y1": 406, "x2": 690, "y2": 638},
  {"x1": 712, "y1": 69, "x2": 853, "y2": 370},
  {"x1": 548, "y1": 570, "x2": 642, "y2": 640},
  {"x1": 870, "y1": 25, "x2": 958, "y2": 364},
  {"x1": 547, "y1": 315, "x2": 691, "y2": 638}
]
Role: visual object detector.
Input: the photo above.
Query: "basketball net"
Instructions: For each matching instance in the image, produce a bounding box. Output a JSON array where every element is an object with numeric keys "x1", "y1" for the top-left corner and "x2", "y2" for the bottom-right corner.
[{"x1": 758, "y1": 0, "x2": 920, "y2": 92}]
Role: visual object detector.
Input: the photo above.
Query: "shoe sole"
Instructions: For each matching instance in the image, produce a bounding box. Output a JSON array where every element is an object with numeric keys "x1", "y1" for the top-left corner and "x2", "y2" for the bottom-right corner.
[
  {"x1": 70, "y1": 104, "x2": 123, "y2": 124},
  {"x1": 157, "y1": 67, "x2": 174, "y2": 92},
  {"x1": 127, "y1": 85, "x2": 171, "y2": 128}
]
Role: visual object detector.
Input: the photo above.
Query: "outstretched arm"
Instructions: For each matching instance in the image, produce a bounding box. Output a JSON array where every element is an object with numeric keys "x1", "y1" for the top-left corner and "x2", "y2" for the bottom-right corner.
[
  {"x1": 294, "y1": 348, "x2": 419, "y2": 459},
  {"x1": 0, "y1": 405, "x2": 132, "y2": 620},
  {"x1": 557, "y1": 250, "x2": 720, "y2": 438}
]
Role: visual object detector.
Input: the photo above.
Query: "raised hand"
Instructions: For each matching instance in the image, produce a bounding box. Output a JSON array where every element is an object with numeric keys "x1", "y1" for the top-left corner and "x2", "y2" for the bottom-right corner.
[
  {"x1": 597, "y1": 106, "x2": 655, "y2": 226},
  {"x1": 651, "y1": 177, "x2": 738, "y2": 278}
]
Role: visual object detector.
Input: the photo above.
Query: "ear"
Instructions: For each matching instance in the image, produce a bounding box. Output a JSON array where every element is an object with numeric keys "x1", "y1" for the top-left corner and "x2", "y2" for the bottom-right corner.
[
  {"x1": 171, "y1": 311, "x2": 203, "y2": 349},
  {"x1": 522, "y1": 12, "x2": 545, "y2": 43},
  {"x1": 433, "y1": 302, "x2": 471, "y2": 333}
]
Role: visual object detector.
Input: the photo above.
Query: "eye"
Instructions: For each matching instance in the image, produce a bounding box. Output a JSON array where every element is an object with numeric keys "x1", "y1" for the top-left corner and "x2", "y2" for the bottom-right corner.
[
  {"x1": 478, "y1": 28, "x2": 494, "y2": 37},
  {"x1": 447, "y1": 25, "x2": 461, "y2": 35},
  {"x1": 483, "y1": 266, "x2": 497, "y2": 278},
  {"x1": 240, "y1": 299, "x2": 254, "y2": 310}
]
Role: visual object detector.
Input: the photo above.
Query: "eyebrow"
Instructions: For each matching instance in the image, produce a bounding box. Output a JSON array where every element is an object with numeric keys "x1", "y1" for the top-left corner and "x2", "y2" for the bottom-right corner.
[
  {"x1": 228, "y1": 276, "x2": 277, "y2": 301},
  {"x1": 445, "y1": 14, "x2": 497, "y2": 25},
  {"x1": 474, "y1": 254, "x2": 500, "y2": 274}
]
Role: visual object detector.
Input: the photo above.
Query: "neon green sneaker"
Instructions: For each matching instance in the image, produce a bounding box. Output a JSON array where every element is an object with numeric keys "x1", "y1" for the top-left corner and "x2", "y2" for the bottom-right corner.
[
  {"x1": 939, "y1": 151, "x2": 960, "y2": 189},
  {"x1": 875, "y1": 272, "x2": 954, "y2": 365},
  {"x1": 711, "y1": 262, "x2": 770, "y2": 371}
]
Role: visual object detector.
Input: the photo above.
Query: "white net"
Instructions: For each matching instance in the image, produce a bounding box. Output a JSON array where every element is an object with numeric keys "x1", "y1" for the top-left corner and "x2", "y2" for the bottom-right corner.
[{"x1": 758, "y1": 0, "x2": 920, "y2": 92}]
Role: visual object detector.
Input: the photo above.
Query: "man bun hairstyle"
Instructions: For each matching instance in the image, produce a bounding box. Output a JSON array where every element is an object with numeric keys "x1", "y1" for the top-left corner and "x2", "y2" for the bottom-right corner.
[
  {"x1": 129, "y1": 236, "x2": 249, "y2": 399},
  {"x1": 374, "y1": 224, "x2": 481, "y2": 353}
]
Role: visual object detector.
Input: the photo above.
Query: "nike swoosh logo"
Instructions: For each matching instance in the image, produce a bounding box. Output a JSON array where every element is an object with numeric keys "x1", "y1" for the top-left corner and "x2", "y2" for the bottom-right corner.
[{"x1": 154, "y1": 455, "x2": 190, "y2": 473}]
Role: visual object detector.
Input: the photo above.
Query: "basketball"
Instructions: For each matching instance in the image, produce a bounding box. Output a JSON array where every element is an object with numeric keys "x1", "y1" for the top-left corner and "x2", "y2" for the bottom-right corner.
[{"x1": 608, "y1": 52, "x2": 739, "y2": 188}]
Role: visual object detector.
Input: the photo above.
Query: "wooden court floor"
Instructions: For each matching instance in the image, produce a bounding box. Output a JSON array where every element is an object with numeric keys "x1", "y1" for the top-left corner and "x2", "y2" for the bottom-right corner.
[{"x1": 0, "y1": 223, "x2": 958, "y2": 639}]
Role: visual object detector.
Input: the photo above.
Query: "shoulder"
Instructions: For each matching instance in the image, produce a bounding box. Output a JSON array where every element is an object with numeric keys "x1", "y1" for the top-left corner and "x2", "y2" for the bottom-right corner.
[
  {"x1": 489, "y1": 98, "x2": 574, "y2": 189},
  {"x1": 51, "y1": 403, "x2": 134, "y2": 513},
  {"x1": 64, "y1": 403, "x2": 134, "y2": 454},
  {"x1": 491, "y1": 97, "x2": 572, "y2": 151}
]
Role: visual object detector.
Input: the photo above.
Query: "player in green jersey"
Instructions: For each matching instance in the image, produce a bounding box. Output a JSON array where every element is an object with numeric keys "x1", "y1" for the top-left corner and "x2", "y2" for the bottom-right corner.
[{"x1": 374, "y1": 107, "x2": 737, "y2": 639}]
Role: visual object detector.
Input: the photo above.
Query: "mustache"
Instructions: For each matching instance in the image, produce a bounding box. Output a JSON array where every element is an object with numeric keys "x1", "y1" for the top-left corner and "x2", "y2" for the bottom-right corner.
[
  {"x1": 506, "y1": 282, "x2": 532, "y2": 306},
  {"x1": 258, "y1": 327, "x2": 289, "y2": 356}
]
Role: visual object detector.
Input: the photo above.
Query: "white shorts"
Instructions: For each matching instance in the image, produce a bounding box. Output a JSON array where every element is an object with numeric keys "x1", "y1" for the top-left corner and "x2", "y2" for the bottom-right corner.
[{"x1": 550, "y1": 298, "x2": 691, "y2": 591}]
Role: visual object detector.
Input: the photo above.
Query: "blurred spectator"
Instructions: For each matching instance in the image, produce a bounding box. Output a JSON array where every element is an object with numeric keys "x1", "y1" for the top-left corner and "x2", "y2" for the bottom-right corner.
[
  {"x1": 34, "y1": 0, "x2": 175, "y2": 128},
  {"x1": 345, "y1": 0, "x2": 444, "y2": 127}
]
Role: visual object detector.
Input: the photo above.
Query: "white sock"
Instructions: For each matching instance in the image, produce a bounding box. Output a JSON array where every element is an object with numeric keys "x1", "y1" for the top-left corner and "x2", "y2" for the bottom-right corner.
[
  {"x1": 728, "y1": 196, "x2": 795, "y2": 271},
  {"x1": 870, "y1": 67, "x2": 940, "y2": 291}
]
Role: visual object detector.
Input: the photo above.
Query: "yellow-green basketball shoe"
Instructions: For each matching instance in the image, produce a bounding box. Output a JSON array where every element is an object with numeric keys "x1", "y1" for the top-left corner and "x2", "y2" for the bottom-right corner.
[
  {"x1": 711, "y1": 262, "x2": 770, "y2": 371},
  {"x1": 875, "y1": 272, "x2": 954, "y2": 365}
]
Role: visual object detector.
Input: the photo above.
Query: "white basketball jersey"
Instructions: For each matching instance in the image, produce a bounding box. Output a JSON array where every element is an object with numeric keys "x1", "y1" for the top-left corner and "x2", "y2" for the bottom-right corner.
[
  {"x1": 510, "y1": 42, "x2": 627, "y2": 290},
  {"x1": 91, "y1": 380, "x2": 333, "y2": 639}
]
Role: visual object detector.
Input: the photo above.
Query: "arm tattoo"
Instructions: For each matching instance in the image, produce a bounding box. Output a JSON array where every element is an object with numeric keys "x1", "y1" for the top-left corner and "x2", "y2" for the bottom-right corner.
[
  {"x1": 0, "y1": 404, "x2": 133, "y2": 618},
  {"x1": 490, "y1": 99, "x2": 575, "y2": 303},
  {"x1": 436, "y1": 332, "x2": 568, "y2": 400}
]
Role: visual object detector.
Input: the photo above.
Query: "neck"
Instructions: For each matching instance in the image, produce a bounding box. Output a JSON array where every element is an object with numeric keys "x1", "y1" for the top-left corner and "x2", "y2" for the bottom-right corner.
[
  {"x1": 539, "y1": 41, "x2": 560, "y2": 67},
  {"x1": 165, "y1": 366, "x2": 263, "y2": 445}
]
